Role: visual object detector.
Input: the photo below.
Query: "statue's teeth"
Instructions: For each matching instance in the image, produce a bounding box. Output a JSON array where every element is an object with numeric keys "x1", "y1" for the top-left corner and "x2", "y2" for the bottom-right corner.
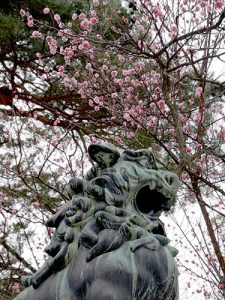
[{"x1": 149, "y1": 180, "x2": 155, "y2": 190}]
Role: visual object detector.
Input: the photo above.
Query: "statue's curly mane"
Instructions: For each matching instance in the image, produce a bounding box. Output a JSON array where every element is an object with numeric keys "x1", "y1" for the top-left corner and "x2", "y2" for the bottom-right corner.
[{"x1": 16, "y1": 144, "x2": 179, "y2": 300}]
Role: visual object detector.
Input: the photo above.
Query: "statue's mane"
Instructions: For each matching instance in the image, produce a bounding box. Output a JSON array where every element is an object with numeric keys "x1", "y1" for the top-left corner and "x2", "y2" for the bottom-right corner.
[{"x1": 22, "y1": 143, "x2": 179, "y2": 289}]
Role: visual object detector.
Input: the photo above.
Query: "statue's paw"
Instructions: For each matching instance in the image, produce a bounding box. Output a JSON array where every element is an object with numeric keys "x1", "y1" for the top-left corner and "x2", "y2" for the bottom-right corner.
[
  {"x1": 45, "y1": 242, "x2": 60, "y2": 257},
  {"x1": 119, "y1": 222, "x2": 144, "y2": 241},
  {"x1": 87, "y1": 184, "x2": 104, "y2": 198},
  {"x1": 72, "y1": 196, "x2": 91, "y2": 212},
  {"x1": 45, "y1": 215, "x2": 59, "y2": 228},
  {"x1": 68, "y1": 177, "x2": 85, "y2": 195},
  {"x1": 22, "y1": 273, "x2": 44, "y2": 289},
  {"x1": 87, "y1": 229, "x2": 124, "y2": 262},
  {"x1": 31, "y1": 264, "x2": 53, "y2": 289},
  {"x1": 51, "y1": 244, "x2": 68, "y2": 270},
  {"x1": 95, "y1": 211, "x2": 125, "y2": 230},
  {"x1": 154, "y1": 234, "x2": 170, "y2": 246},
  {"x1": 105, "y1": 206, "x2": 127, "y2": 217},
  {"x1": 22, "y1": 275, "x2": 33, "y2": 287},
  {"x1": 65, "y1": 208, "x2": 77, "y2": 217},
  {"x1": 65, "y1": 206, "x2": 94, "y2": 226},
  {"x1": 80, "y1": 219, "x2": 100, "y2": 249},
  {"x1": 32, "y1": 278, "x2": 40, "y2": 289},
  {"x1": 130, "y1": 236, "x2": 160, "y2": 252},
  {"x1": 65, "y1": 210, "x2": 84, "y2": 225},
  {"x1": 166, "y1": 245, "x2": 179, "y2": 257},
  {"x1": 128, "y1": 214, "x2": 152, "y2": 229},
  {"x1": 64, "y1": 227, "x2": 75, "y2": 243},
  {"x1": 45, "y1": 202, "x2": 72, "y2": 228}
]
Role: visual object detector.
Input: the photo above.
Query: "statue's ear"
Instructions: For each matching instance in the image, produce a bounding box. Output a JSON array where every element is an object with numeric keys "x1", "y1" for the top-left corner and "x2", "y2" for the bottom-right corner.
[{"x1": 88, "y1": 143, "x2": 120, "y2": 168}]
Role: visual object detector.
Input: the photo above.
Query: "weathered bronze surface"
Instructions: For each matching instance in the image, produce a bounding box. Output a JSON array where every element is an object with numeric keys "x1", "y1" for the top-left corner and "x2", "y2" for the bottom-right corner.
[{"x1": 15, "y1": 143, "x2": 179, "y2": 300}]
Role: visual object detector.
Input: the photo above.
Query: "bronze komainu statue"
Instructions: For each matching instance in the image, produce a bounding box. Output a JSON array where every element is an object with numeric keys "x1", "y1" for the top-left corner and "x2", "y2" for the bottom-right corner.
[{"x1": 15, "y1": 143, "x2": 179, "y2": 300}]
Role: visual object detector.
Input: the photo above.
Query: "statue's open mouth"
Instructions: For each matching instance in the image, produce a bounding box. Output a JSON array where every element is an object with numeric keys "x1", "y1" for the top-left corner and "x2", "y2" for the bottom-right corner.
[
  {"x1": 133, "y1": 170, "x2": 179, "y2": 215},
  {"x1": 135, "y1": 185, "x2": 169, "y2": 214}
]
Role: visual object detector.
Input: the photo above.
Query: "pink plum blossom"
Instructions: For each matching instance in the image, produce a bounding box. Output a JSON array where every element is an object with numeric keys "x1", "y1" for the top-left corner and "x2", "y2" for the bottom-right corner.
[
  {"x1": 27, "y1": 16, "x2": 34, "y2": 27},
  {"x1": 154, "y1": 87, "x2": 161, "y2": 93},
  {"x1": 102, "y1": 65, "x2": 108, "y2": 71},
  {"x1": 53, "y1": 117, "x2": 61, "y2": 126},
  {"x1": 90, "y1": 17, "x2": 98, "y2": 25},
  {"x1": 194, "y1": 111, "x2": 202, "y2": 124},
  {"x1": 93, "y1": 96, "x2": 100, "y2": 104},
  {"x1": 155, "y1": 73, "x2": 161, "y2": 80},
  {"x1": 153, "y1": 6, "x2": 163, "y2": 17},
  {"x1": 80, "y1": 41, "x2": 90, "y2": 50},
  {"x1": 46, "y1": 36, "x2": 57, "y2": 54},
  {"x1": 50, "y1": 46, "x2": 57, "y2": 54},
  {"x1": 218, "y1": 284, "x2": 225, "y2": 289},
  {"x1": 123, "y1": 112, "x2": 132, "y2": 122},
  {"x1": 89, "y1": 100, "x2": 94, "y2": 107},
  {"x1": 78, "y1": 13, "x2": 86, "y2": 20},
  {"x1": 216, "y1": 0, "x2": 224, "y2": 8},
  {"x1": 200, "y1": 1, "x2": 207, "y2": 7},
  {"x1": 36, "y1": 52, "x2": 42, "y2": 58},
  {"x1": 111, "y1": 70, "x2": 118, "y2": 77},
  {"x1": 11, "y1": 283, "x2": 20, "y2": 294},
  {"x1": 50, "y1": 140, "x2": 57, "y2": 146},
  {"x1": 43, "y1": 7, "x2": 50, "y2": 14},
  {"x1": 117, "y1": 54, "x2": 125, "y2": 62},
  {"x1": 147, "y1": 117, "x2": 157, "y2": 126},
  {"x1": 171, "y1": 25, "x2": 178, "y2": 34},
  {"x1": 186, "y1": 146, "x2": 192, "y2": 153},
  {"x1": 122, "y1": 70, "x2": 129, "y2": 76},
  {"x1": 33, "y1": 201, "x2": 40, "y2": 208},
  {"x1": 20, "y1": 9, "x2": 26, "y2": 17},
  {"x1": 65, "y1": 47, "x2": 74, "y2": 57},
  {"x1": 113, "y1": 136, "x2": 122, "y2": 144},
  {"x1": 150, "y1": 102, "x2": 156, "y2": 109},
  {"x1": 80, "y1": 19, "x2": 91, "y2": 30},
  {"x1": 111, "y1": 92, "x2": 118, "y2": 98},
  {"x1": 32, "y1": 31, "x2": 42, "y2": 38},
  {"x1": 158, "y1": 99, "x2": 165, "y2": 110},
  {"x1": 63, "y1": 77, "x2": 72, "y2": 87},
  {"x1": 93, "y1": 0, "x2": 99, "y2": 7},
  {"x1": 72, "y1": 13, "x2": 78, "y2": 20},
  {"x1": 86, "y1": 63, "x2": 92, "y2": 70},
  {"x1": 89, "y1": 134, "x2": 97, "y2": 143},
  {"x1": 195, "y1": 87, "x2": 203, "y2": 97},
  {"x1": 44, "y1": 66, "x2": 49, "y2": 72},
  {"x1": 91, "y1": 10, "x2": 97, "y2": 17},
  {"x1": 54, "y1": 14, "x2": 61, "y2": 22}
]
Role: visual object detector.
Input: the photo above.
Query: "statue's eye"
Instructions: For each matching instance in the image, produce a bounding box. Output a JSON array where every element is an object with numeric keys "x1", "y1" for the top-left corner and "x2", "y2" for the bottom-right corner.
[{"x1": 135, "y1": 185, "x2": 167, "y2": 214}]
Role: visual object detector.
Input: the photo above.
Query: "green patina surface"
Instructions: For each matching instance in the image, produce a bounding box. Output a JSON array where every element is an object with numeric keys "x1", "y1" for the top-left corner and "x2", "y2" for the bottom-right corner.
[{"x1": 15, "y1": 143, "x2": 179, "y2": 300}]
